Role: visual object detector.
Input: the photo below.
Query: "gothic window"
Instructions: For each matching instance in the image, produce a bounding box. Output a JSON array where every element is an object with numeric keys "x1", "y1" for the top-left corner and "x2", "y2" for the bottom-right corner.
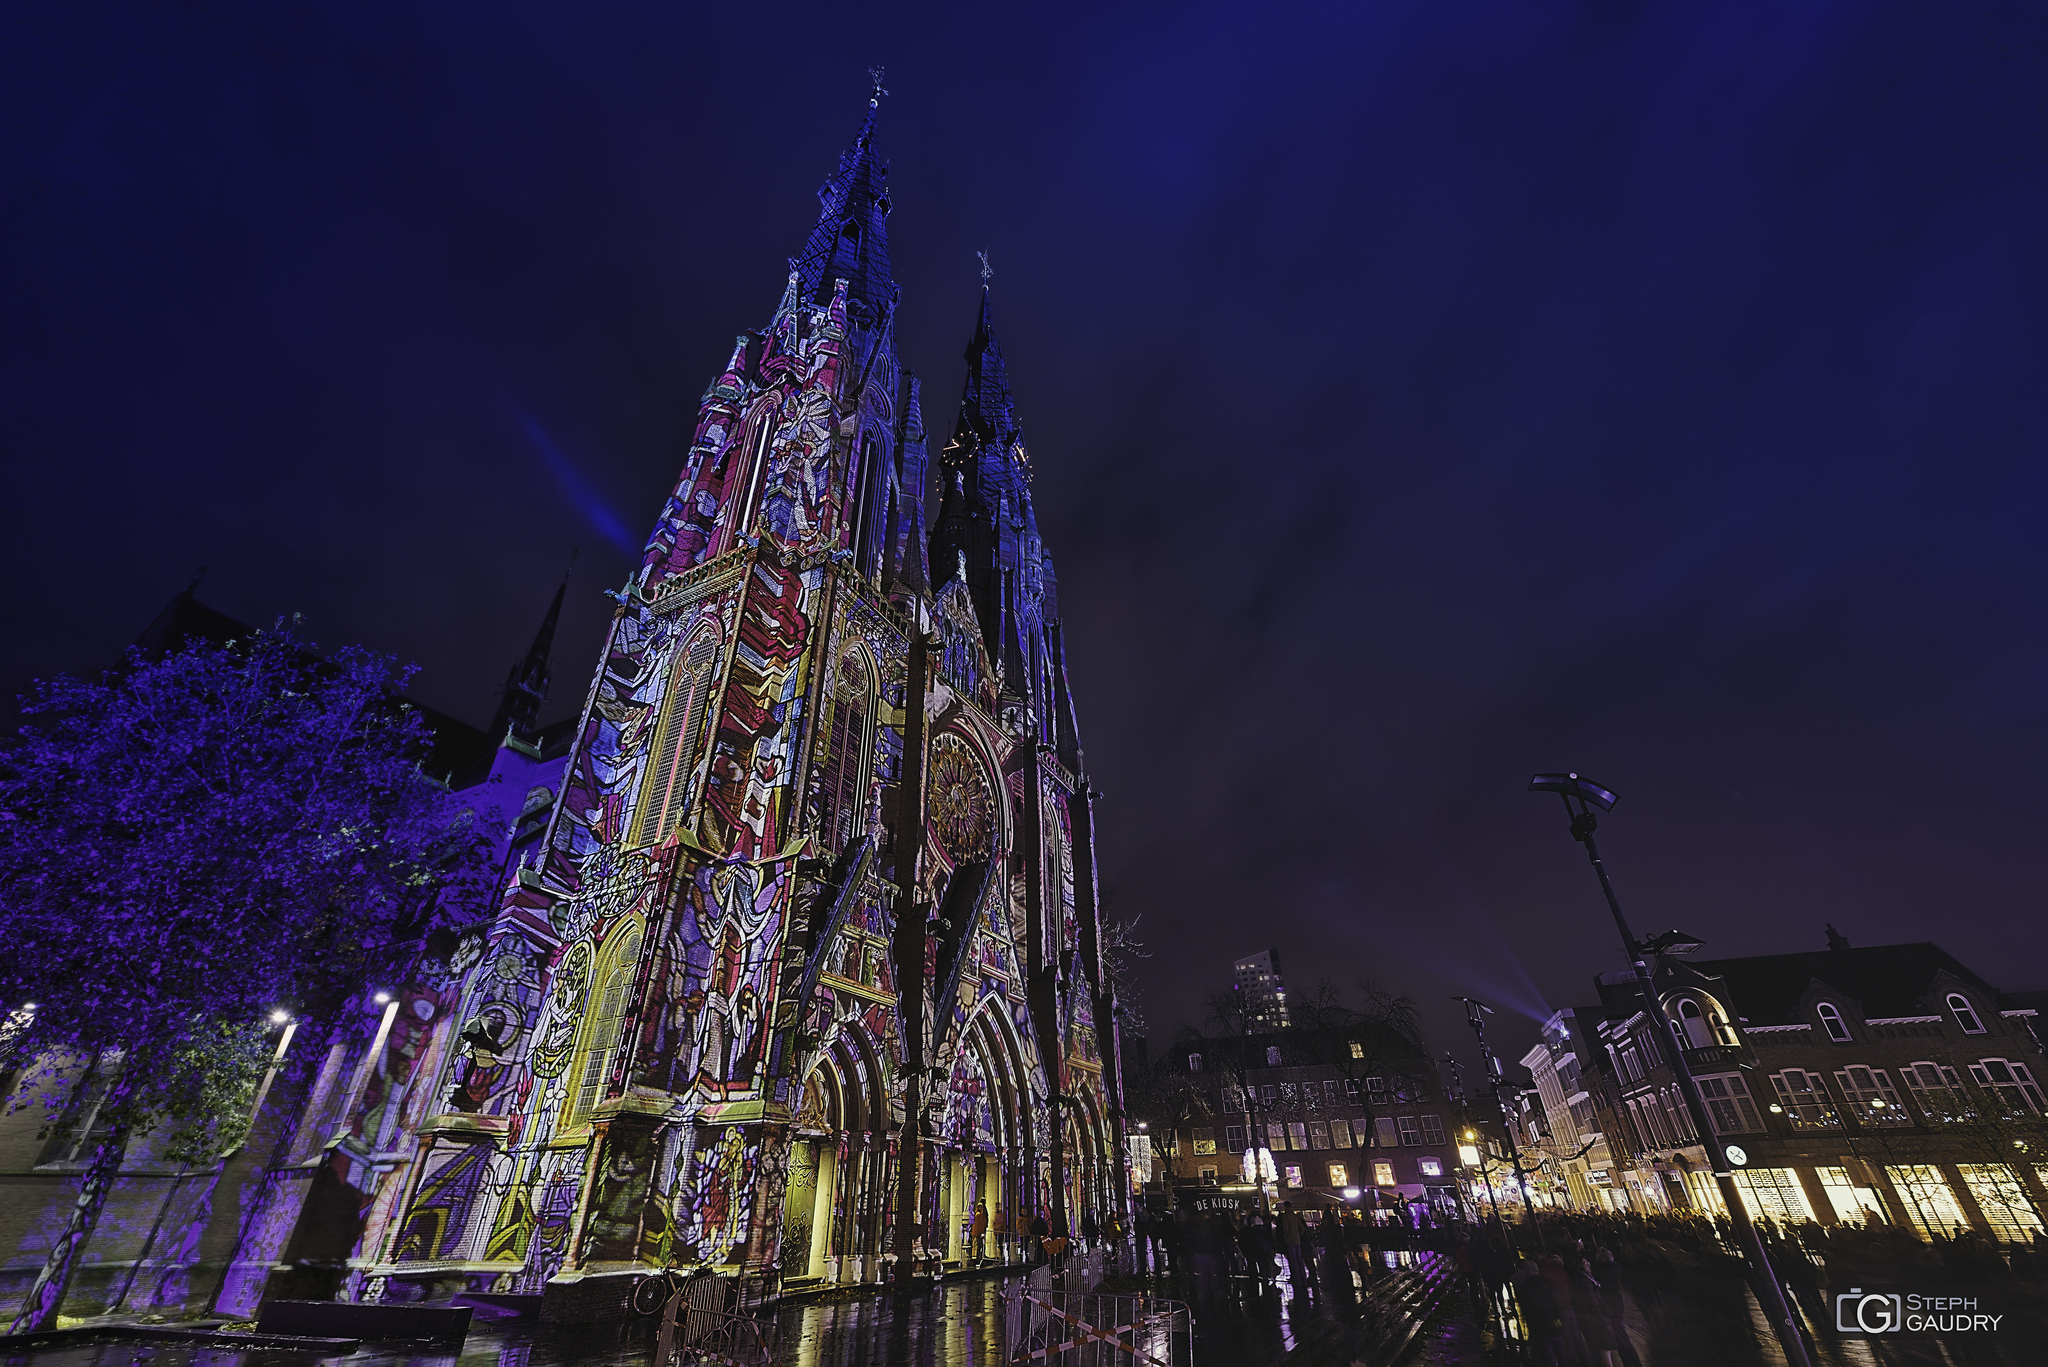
[
  {"x1": 1948, "y1": 993, "x2": 1986, "y2": 1035},
  {"x1": 1817, "y1": 1002, "x2": 1852, "y2": 1043},
  {"x1": 635, "y1": 627, "x2": 722, "y2": 845},
  {"x1": 816, "y1": 648, "x2": 875, "y2": 851},
  {"x1": 568, "y1": 923, "x2": 643, "y2": 1124},
  {"x1": 1187, "y1": 1053, "x2": 1202, "y2": 1074}
]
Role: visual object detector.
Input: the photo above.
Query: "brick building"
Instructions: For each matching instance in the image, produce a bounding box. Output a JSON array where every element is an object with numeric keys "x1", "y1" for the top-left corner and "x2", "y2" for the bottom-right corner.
[
  {"x1": 1149, "y1": 1034, "x2": 1475, "y2": 1221},
  {"x1": 1513, "y1": 933, "x2": 2048, "y2": 1239}
]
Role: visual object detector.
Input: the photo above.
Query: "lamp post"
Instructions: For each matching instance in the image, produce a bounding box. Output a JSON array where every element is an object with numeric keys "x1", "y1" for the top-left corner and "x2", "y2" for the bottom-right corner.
[
  {"x1": 1456, "y1": 996, "x2": 1545, "y2": 1249},
  {"x1": 1528, "y1": 772, "x2": 1814, "y2": 1367}
]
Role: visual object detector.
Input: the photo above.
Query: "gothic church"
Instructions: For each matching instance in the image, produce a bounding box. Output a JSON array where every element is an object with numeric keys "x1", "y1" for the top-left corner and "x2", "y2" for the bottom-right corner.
[{"x1": 224, "y1": 100, "x2": 1124, "y2": 1311}]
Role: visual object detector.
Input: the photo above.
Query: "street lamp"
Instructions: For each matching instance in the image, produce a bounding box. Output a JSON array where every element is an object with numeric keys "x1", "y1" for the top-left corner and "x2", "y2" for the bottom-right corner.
[
  {"x1": 1528, "y1": 772, "x2": 1814, "y2": 1367},
  {"x1": 1456, "y1": 996, "x2": 1539, "y2": 1248}
]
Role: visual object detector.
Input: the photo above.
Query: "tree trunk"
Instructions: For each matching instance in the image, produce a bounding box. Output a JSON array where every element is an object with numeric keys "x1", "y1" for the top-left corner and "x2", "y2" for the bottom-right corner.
[{"x1": 11, "y1": 1067, "x2": 140, "y2": 1332}]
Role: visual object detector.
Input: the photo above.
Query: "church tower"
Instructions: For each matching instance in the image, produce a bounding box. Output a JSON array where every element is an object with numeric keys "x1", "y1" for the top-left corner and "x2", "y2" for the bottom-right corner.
[{"x1": 341, "y1": 95, "x2": 1123, "y2": 1311}]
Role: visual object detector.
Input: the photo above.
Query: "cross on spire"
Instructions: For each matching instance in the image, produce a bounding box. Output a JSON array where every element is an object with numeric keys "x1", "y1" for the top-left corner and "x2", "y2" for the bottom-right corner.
[
  {"x1": 868, "y1": 65, "x2": 888, "y2": 108},
  {"x1": 977, "y1": 249, "x2": 993, "y2": 285}
]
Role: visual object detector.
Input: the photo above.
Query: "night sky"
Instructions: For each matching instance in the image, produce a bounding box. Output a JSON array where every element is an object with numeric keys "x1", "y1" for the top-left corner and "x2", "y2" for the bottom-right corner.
[{"x1": 7, "y1": 3, "x2": 2048, "y2": 1070}]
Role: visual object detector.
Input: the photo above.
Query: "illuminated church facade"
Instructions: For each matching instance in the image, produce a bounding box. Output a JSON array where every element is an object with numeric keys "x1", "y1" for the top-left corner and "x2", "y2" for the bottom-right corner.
[{"x1": 211, "y1": 103, "x2": 1124, "y2": 1313}]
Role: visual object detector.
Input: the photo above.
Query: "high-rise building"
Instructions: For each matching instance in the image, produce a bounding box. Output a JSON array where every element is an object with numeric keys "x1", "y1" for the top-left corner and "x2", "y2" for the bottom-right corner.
[
  {"x1": 1235, "y1": 947, "x2": 1291, "y2": 1031},
  {"x1": 203, "y1": 98, "x2": 1125, "y2": 1315}
]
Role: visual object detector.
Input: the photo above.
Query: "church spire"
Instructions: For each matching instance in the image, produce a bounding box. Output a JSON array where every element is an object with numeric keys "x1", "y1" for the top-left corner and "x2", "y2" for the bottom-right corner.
[
  {"x1": 490, "y1": 560, "x2": 570, "y2": 744},
  {"x1": 788, "y1": 82, "x2": 897, "y2": 322}
]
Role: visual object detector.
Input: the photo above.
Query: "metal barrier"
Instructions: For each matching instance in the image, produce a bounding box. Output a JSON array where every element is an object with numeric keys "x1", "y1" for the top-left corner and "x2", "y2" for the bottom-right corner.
[
  {"x1": 1002, "y1": 1278, "x2": 1191, "y2": 1367},
  {"x1": 654, "y1": 1271, "x2": 778, "y2": 1367}
]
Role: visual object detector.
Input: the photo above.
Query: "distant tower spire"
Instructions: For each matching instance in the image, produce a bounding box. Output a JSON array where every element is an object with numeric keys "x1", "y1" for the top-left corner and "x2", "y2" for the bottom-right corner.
[
  {"x1": 491, "y1": 556, "x2": 572, "y2": 744},
  {"x1": 787, "y1": 83, "x2": 897, "y2": 319}
]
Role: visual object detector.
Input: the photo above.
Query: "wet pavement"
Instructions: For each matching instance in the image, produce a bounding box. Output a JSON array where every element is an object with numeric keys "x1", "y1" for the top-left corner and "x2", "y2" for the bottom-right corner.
[{"x1": 5, "y1": 1256, "x2": 2044, "y2": 1366}]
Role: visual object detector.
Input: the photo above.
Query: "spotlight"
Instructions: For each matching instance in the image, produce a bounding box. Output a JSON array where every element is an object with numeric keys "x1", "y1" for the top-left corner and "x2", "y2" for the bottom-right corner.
[
  {"x1": 373, "y1": 992, "x2": 392, "y2": 1005},
  {"x1": 270, "y1": 1010, "x2": 291, "y2": 1024}
]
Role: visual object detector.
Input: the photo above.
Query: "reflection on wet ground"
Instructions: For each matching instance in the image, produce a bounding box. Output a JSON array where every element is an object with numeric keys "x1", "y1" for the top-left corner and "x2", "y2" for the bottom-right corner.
[{"x1": 6, "y1": 1256, "x2": 2045, "y2": 1366}]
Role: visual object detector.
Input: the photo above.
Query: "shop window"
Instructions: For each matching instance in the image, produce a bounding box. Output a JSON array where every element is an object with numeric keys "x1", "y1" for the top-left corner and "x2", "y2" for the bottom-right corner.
[
  {"x1": 1886, "y1": 1164, "x2": 1971, "y2": 1239},
  {"x1": 1957, "y1": 1165, "x2": 2044, "y2": 1241}
]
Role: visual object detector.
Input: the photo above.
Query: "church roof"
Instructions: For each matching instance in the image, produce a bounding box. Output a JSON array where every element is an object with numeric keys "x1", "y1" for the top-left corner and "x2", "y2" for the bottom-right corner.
[{"x1": 787, "y1": 103, "x2": 896, "y2": 320}]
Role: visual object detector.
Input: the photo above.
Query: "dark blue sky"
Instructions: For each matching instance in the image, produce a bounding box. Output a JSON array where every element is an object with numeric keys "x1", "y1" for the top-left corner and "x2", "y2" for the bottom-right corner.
[{"x1": 6, "y1": 2, "x2": 2048, "y2": 1066}]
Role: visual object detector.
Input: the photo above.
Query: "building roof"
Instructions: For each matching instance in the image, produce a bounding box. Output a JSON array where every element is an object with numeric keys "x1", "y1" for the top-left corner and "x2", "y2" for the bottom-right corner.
[{"x1": 1680, "y1": 941, "x2": 2007, "y2": 1026}]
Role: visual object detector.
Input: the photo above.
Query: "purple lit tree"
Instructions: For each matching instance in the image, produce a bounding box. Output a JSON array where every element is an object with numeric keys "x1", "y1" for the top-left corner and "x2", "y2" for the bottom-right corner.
[{"x1": 0, "y1": 623, "x2": 493, "y2": 1330}]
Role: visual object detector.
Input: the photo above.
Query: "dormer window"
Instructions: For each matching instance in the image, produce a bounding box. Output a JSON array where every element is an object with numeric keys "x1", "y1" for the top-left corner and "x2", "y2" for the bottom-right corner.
[
  {"x1": 1948, "y1": 994, "x2": 1985, "y2": 1035},
  {"x1": 1817, "y1": 1003, "x2": 1852, "y2": 1043}
]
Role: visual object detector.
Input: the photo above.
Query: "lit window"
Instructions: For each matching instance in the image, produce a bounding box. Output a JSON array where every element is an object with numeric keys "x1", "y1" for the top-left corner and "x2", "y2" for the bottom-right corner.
[
  {"x1": 1329, "y1": 1163, "x2": 1348, "y2": 1186},
  {"x1": 1284, "y1": 1165, "x2": 1303, "y2": 1188},
  {"x1": 1349, "y1": 1041, "x2": 1364, "y2": 1059},
  {"x1": 1374, "y1": 1162, "x2": 1395, "y2": 1186},
  {"x1": 1307, "y1": 1121, "x2": 1330, "y2": 1150},
  {"x1": 1948, "y1": 994, "x2": 1985, "y2": 1035},
  {"x1": 1193, "y1": 1127, "x2": 1216, "y2": 1155},
  {"x1": 1817, "y1": 1003, "x2": 1852, "y2": 1043},
  {"x1": 1419, "y1": 1157, "x2": 1444, "y2": 1178}
]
